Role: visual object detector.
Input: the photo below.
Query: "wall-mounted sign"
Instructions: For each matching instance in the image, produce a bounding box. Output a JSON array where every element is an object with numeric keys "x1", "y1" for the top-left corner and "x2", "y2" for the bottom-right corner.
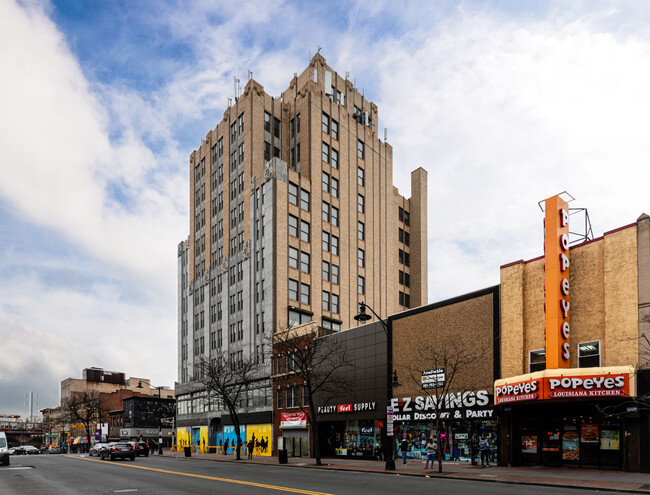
[
  {"x1": 495, "y1": 371, "x2": 630, "y2": 404},
  {"x1": 389, "y1": 390, "x2": 493, "y2": 422},
  {"x1": 421, "y1": 368, "x2": 445, "y2": 389},
  {"x1": 280, "y1": 412, "x2": 307, "y2": 429},
  {"x1": 317, "y1": 402, "x2": 377, "y2": 415},
  {"x1": 544, "y1": 195, "x2": 571, "y2": 368}
]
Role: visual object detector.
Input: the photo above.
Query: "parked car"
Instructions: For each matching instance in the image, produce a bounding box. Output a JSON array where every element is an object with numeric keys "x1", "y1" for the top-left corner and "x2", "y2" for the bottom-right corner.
[
  {"x1": 128, "y1": 441, "x2": 149, "y2": 457},
  {"x1": 46, "y1": 446, "x2": 62, "y2": 454},
  {"x1": 21, "y1": 446, "x2": 39, "y2": 455},
  {"x1": 8, "y1": 447, "x2": 24, "y2": 455},
  {"x1": 89, "y1": 443, "x2": 107, "y2": 457},
  {"x1": 100, "y1": 442, "x2": 135, "y2": 461},
  {"x1": 0, "y1": 432, "x2": 9, "y2": 466}
]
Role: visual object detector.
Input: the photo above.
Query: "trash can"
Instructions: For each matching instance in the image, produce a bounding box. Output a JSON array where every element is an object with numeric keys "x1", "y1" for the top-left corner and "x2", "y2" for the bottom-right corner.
[
  {"x1": 278, "y1": 449, "x2": 288, "y2": 464},
  {"x1": 184, "y1": 447, "x2": 191, "y2": 457}
]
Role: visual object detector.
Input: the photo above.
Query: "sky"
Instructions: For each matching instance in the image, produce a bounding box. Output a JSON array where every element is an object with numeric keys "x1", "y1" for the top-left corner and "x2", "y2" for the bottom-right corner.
[{"x1": 1, "y1": 0, "x2": 650, "y2": 417}]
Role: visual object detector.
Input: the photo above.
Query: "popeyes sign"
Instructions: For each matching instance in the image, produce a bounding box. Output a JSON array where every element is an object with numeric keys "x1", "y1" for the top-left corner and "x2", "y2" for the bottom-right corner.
[
  {"x1": 544, "y1": 194, "x2": 571, "y2": 369},
  {"x1": 495, "y1": 372, "x2": 631, "y2": 404}
]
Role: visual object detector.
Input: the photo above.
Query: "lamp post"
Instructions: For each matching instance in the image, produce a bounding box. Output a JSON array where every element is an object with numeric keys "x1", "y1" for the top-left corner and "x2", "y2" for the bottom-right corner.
[
  {"x1": 355, "y1": 302, "x2": 399, "y2": 471},
  {"x1": 137, "y1": 381, "x2": 165, "y2": 455}
]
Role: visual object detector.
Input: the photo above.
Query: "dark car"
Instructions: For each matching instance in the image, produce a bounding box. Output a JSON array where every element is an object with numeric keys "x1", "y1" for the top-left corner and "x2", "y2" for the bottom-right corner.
[
  {"x1": 128, "y1": 441, "x2": 149, "y2": 457},
  {"x1": 21, "y1": 446, "x2": 39, "y2": 455},
  {"x1": 89, "y1": 443, "x2": 107, "y2": 457},
  {"x1": 100, "y1": 442, "x2": 135, "y2": 461}
]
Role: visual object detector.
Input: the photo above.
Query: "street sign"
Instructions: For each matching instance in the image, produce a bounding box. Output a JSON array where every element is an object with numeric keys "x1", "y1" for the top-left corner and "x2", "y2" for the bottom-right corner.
[{"x1": 421, "y1": 368, "x2": 445, "y2": 389}]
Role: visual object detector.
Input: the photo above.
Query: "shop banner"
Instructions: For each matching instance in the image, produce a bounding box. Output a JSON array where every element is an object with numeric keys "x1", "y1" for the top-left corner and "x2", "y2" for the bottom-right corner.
[
  {"x1": 562, "y1": 427, "x2": 579, "y2": 460},
  {"x1": 280, "y1": 412, "x2": 307, "y2": 429},
  {"x1": 521, "y1": 435, "x2": 537, "y2": 454},
  {"x1": 581, "y1": 423, "x2": 599, "y2": 443},
  {"x1": 495, "y1": 371, "x2": 631, "y2": 404}
]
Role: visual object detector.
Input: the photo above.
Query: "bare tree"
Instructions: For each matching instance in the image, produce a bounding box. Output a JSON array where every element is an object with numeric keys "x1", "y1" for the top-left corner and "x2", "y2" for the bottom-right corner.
[
  {"x1": 198, "y1": 350, "x2": 261, "y2": 460},
  {"x1": 403, "y1": 333, "x2": 488, "y2": 473},
  {"x1": 272, "y1": 324, "x2": 352, "y2": 465},
  {"x1": 60, "y1": 391, "x2": 102, "y2": 453}
]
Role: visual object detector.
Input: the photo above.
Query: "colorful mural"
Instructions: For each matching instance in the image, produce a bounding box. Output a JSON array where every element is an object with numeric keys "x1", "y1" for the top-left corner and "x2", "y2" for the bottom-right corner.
[
  {"x1": 246, "y1": 423, "x2": 272, "y2": 456},
  {"x1": 176, "y1": 427, "x2": 191, "y2": 451},
  {"x1": 223, "y1": 425, "x2": 246, "y2": 454}
]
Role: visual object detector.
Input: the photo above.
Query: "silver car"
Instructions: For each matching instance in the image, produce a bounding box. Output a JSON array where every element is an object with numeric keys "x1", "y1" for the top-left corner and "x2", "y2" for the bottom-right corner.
[{"x1": 89, "y1": 443, "x2": 107, "y2": 457}]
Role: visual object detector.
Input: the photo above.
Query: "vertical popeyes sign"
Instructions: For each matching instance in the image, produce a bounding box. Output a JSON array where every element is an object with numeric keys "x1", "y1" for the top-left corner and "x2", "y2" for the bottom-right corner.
[{"x1": 545, "y1": 195, "x2": 570, "y2": 368}]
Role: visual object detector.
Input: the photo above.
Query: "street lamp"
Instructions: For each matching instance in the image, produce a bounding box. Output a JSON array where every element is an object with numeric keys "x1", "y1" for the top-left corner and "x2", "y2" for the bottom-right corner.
[
  {"x1": 355, "y1": 302, "x2": 400, "y2": 471},
  {"x1": 137, "y1": 381, "x2": 165, "y2": 455}
]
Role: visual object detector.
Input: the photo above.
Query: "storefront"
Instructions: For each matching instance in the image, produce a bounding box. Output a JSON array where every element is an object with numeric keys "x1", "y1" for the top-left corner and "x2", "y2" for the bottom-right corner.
[
  {"x1": 392, "y1": 390, "x2": 497, "y2": 463},
  {"x1": 317, "y1": 402, "x2": 382, "y2": 459},
  {"x1": 496, "y1": 367, "x2": 636, "y2": 469},
  {"x1": 279, "y1": 411, "x2": 310, "y2": 458}
]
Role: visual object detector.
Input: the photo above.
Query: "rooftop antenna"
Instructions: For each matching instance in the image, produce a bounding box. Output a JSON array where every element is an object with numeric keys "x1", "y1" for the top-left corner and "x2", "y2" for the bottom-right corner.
[
  {"x1": 234, "y1": 76, "x2": 241, "y2": 100},
  {"x1": 228, "y1": 97, "x2": 232, "y2": 107},
  {"x1": 345, "y1": 71, "x2": 350, "y2": 79},
  {"x1": 248, "y1": 70, "x2": 253, "y2": 81},
  {"x1": 384, "y1": 128, "x2": 388, "y2": 142},
  {"x1": 317, "y1": 45, "x2": 322, "y2": 54}
]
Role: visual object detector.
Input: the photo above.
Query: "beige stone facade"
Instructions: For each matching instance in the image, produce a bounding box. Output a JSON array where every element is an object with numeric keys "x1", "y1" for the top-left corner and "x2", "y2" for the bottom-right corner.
[
  {"x1": 178, "y1": 53, "x2": 428, "y2": 386},
  {"x1": 500, "y1": 217, "x2": 648, "y2": 377}
]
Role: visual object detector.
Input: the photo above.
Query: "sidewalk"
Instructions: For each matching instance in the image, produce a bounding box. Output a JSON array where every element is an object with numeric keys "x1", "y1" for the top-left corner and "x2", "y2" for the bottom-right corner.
[{"x1": 163, "y1": 451, "x2": 650, "y2": 493}]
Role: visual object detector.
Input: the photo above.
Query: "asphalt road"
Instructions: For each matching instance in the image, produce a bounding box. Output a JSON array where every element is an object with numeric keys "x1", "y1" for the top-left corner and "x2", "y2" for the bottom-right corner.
[{"x1": 0, "y1": 454, "x2": 587, "y2": 495}]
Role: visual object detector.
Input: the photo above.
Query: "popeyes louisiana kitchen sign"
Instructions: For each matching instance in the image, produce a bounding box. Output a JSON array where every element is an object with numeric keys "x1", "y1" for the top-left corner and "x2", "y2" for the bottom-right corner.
[
  {"x1": 495, "y1": 367, "x2": 635, "y2": 405},
  {"x1": 544, "y1": 194, "x2": 571, "y2": 369},
  {"x1": 389, "y1": 390, "x2": 494, "y2": 422},
  {"x1": 494, "y1": 379, "x2": 540, "y2": 405},
  {"x1": 280, "y1": 412, "x2": 307, "y2": 429},
  {"x1": 545, "y1": 374, "x2": 629, "y2": 399}
]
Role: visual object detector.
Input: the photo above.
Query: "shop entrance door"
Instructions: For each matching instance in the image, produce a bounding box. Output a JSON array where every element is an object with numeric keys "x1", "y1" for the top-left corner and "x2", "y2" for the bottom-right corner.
[{"x1": 541, "y1": 425, "x2": 561, "y2": 466}]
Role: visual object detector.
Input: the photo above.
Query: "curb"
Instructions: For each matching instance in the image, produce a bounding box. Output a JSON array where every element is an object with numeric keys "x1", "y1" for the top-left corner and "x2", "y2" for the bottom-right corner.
[{"x1": 161, "y1": 454, "x2": 650, "y2": 494}]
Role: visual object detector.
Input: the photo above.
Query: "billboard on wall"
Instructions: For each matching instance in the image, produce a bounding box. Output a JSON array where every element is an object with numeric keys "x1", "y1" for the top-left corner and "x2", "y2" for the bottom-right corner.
[{"x1": 494, "y1": 367, "x2": 634, "y2": 405}]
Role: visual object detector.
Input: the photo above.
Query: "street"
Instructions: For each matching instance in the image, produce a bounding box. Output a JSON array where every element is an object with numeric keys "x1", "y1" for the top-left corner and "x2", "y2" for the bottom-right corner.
[{"x1": 1, "y1": 454, "x2": 589, "y2": 495}]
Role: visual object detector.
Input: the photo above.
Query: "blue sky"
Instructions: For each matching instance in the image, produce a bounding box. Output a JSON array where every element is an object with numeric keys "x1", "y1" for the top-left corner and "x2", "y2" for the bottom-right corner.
[{"x1": 2, "y1": 0, "x2": 650, "y2": 416}]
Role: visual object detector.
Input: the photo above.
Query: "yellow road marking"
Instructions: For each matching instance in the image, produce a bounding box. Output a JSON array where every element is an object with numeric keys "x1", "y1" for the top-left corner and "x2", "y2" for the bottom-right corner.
[{"x1": 68, "y1": 456, "x2": 334, "y2": 495}]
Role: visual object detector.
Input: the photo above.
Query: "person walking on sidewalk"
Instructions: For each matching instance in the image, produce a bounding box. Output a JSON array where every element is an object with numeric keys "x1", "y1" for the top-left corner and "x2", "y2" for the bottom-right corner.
[
  {"x1": 480, "y1": 438, "x2": 491, "y2": 467},
  {"x1": 247, "y1": 438, "x2": 254, "y2": 459},
  {"x1": 400, "y1": 438, "x2": 408, "y2": 465},
  {"x1": 424, "y1": 438, "x2": 437, "y2": 469}
]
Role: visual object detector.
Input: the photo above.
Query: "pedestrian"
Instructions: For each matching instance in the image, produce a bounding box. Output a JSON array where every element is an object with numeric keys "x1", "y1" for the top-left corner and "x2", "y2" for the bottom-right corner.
[
  {"x1": 425, "y1": 438, "x2": 437, "y2": 469},
  {"x1": 219, "y1": 438, "x2": 223, "y2": 454},
  {"x1": 400, "y1": 438, "x2": 408, "y2": 465},
  {"x1": 479, "y1": 438, "x2": 491, "y2": 467},
  {"x1": 224, "y1": 438, "x2": 229, "y2": 455},
  {"x1": 247, "y1": 438, "x2": 254, "y2": 459}
]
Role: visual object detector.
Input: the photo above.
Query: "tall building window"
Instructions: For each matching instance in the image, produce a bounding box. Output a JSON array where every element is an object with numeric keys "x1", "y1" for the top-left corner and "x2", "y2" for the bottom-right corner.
[
  {"x1": 277, "y1": 389, "x2": 283, "y2": 409},
  {"x1": 358, "y1": 167, "x2": 365, "y2": 187},
  {"x1": 300, "y1": 251, "x2": 310, "y2": 273},
  {"x1": 331, "y1": 206, "x2": 339, "y2": 227},
  {"x1": 300, "y1": 220, "x2": 310, "y2": 242},
  {"x1": 289, "y1": 182, "x2": 299, "y2": 206},
  {"x1": 300, "y1": 188, "x2": 310, "y2": 211},
  {"x1": 300, "y1": 283, "x2": 310, "y2": 304},
  {"x1": 358, "y1": 248, "x2": 365, "y2": 268},
  {"x1": 322, "y1": 201, "x2": 330, "y2": 223},
  {"x1": 322, "y1": 172, "x2": 330, "y2": 193},
  {"x1": 264, "y1": 141, "x2": 271, "y2": 161},
  {"x1": 322, "y1": 231, "x2": 330, "y2": 252},
  {"x1": 331, "y1": 294, "x2": 339, "y2": 313},
  {"x1": 322, "y1": 291, "x2": 330, "y2": 311},
  {"x1": 357, "y1": 139, "x2": 365, "y2": 159},
  {"x1": 322, "y1": 142, "x2": 330, "y2": 163},
  {"x1": 358, "y1": 221, "x2": 365, "y2": 241},
  {"x1": 358, "y1": 194, "x2": 365, "y2": 213},
  {"x1": 289, "y1": 247, "x2": 299, "y2": 269},
  {"x1": 289, "y1": 279, "x2": 299, "y2": 301},
  {"x1": 331, "y1": 120, "x2": 338, "y2": 140},
  {"x1": 273, "y1": 117, "x2": 281, "y2": 138},
  {"x1": 289, "y1": 215, "x2": 298, "y2": 237},
  {"x1": 331, "y1": 235, "x2": 339, "y2": 256},
  {"x1": 331, "y1": 264, "x2": 339, "y2": 284},
  {"x1": 331, "y1": 177, "x2": 339, "y2": 198},
  {"x1": 331, "y1": 148, "x2": 338, "y2": 169},
  {"x1": 322, "y1": 112, "x2": 330, "y2": 133},
  {"x1": 322, "y1": 261, "x2": 330, "y2": 282},
  {"x1": 264, "y1": 112, "x2": 271, "y2": 132}
]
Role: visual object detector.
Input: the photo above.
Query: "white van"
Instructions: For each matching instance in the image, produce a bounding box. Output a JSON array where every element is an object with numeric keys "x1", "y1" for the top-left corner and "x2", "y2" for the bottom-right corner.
[{"x1": 0, "y1": 432, "x2": 9, "y2": 465}]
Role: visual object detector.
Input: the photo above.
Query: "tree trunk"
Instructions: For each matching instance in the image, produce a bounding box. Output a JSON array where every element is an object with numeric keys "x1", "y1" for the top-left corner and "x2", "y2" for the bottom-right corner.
[
  {"x1": 436, "y1": 415, "x2": 443, "y2": 473},
  {"x1": 234, "y1": 422, "x2": 242, "y2": 460},
  {"x1": 310, "y1": 405, "x2": 321, "y2": 465}
]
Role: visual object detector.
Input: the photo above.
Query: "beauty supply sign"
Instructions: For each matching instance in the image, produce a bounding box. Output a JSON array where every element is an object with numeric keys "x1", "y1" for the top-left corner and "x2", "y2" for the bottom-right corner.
[{"x1": 495, "y1": 372, "x2": 630, "y2": 405}]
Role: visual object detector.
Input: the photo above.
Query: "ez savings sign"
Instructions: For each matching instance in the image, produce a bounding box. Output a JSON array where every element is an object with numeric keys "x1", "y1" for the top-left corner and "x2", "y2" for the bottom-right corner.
[{"x1": 544, "y1": 194, "x2": 571, "y2": 369}]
